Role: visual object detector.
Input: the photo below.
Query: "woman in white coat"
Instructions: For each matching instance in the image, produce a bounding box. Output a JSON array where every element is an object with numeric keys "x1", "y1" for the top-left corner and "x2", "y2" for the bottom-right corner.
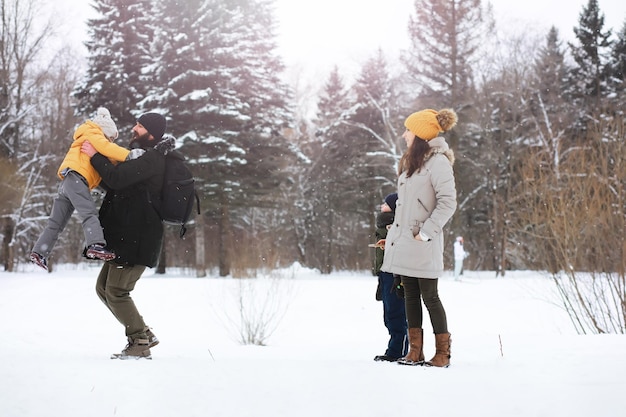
[{"x1": 380, "y1": 108, "x2": 457, "y2": 367}]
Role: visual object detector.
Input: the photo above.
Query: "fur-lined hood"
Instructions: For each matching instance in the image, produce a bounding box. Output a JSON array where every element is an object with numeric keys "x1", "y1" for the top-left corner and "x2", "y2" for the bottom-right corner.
[
  {"x1": 425, "y1": 136, "x2": 455, "y2": 166},
  {"x1": 154, "y1": 134, "x2": 176, "y2": 155}
]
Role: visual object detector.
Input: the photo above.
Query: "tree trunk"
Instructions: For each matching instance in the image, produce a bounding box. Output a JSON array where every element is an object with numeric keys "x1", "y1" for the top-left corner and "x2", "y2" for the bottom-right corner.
[
  {"x1": 156, "y1": 238, "x2": 167, "y2": 274},
  {"x1": 323, "y1": 200, "x2": 334, "y2": 275},
  {"x1": 218, "y1": 193, "x2": 231, "y2": 277},
  {"x1": 2, "y1": 218, "x2": 15, "y2": 272},
  {"x1": 195, "y1": 215, "x2": 206, "y2": 277}
]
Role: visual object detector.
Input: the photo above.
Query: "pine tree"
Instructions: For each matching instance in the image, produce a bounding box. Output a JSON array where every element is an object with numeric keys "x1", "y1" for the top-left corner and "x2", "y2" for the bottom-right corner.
[
  {"x1": 567, "y1": 0, "x2": 613, "y2": 110},
  {"x1": 305, "y1": 67, "x2": 353, "y2": 273},
  {"x1": 138, "y1": 0, "x2": 296, "y2": 275},
  {"x1": 73, "y1": 0, "x2": 154, "y2": 129},
  {"x1": 344, "y1": 51, "x2": 406, "y2": 270},
  {"x1": 219, "y1": 0, "x2": 297, "y2": 209},
  {"x1": 228, "y1": 0, "x2": 292, "y2": 137},
  {"x1": 607, "y1": 19, "x2": 626, "y2": 109},
  {"x1": 511, "y1": 27, "x2": 578, "y2": 269},
  {"x1": 348, "y1": 50, "x2": 402, "y2": 204},
  {"x1": 530, "y1": 26, "x2": 576, "y2": 166},
  {"x1": 140, "y1": 0, "x2": 243, "y2": 130},
  {"x1": 402, "y1": 0, "x2": 493, "y2": 267},
  {"x1": 303, "y1": 56, "x2": 402, "y2": 271},
  {"x1": 403, "y1": 0, "x2": 487, "y2": 109},
  {"x1": 534, "y1": 27, "x2": 568, "y2": 106},
  {"x1": 141, "y1": 0, "x2": 294, "y2": 208}
]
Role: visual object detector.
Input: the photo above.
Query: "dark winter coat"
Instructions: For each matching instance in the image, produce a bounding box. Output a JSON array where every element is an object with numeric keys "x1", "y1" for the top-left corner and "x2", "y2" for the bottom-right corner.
[
  {"x1": 91, "y1": 148, "x2": 166, "y2": 267},
  {"x1": 373, "y1": 211, "x2": 394, "y2": 275}
]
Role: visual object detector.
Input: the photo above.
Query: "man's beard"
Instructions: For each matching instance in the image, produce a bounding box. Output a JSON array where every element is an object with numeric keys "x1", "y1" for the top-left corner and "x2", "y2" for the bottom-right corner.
[{"x1": 130, "y1": 131, "x2": 153, "y2": 149}]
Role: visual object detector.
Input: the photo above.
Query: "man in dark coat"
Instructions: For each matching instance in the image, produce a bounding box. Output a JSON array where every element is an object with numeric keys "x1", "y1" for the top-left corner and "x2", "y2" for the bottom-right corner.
[{"x1": 81, "y1": 112, "x2": 173, "y2": 360}]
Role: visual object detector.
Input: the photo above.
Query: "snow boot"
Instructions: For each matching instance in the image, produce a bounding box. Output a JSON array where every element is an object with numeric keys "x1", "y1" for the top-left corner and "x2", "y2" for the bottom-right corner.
[
  {"x1": 29, "y1": 252, "x2": 48, "y2": 271},
  {"x1": 86, "y1": 244, "x2": 116, "y2": 261},
  {"x1": 397, "y1": 327, "x2": 424, "y2": 366},
  {"x1": 145, "y1": 327, "x2": 159, "y2": 348},
  {"x1": 374, "y1": 354, "x2": 398, "y2": 362},
  {"x1": 425, "y1": 333, "x2": 451, "y2": 368},
  {"x1": 110, "y1": 337, "x2": 151, "y2": 360}
]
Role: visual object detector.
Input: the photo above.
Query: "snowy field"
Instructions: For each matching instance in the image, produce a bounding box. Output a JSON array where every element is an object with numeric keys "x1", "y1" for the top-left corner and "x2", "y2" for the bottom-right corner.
[{"x1": 1, "y1": 263, "x2": 624, "y2": 417}]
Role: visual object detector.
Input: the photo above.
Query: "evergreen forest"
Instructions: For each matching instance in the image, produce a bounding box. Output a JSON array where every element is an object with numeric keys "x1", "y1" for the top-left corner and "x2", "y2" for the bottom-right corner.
[{"x1": 1, "y1": 0, "x2": 624, "y2": 281}]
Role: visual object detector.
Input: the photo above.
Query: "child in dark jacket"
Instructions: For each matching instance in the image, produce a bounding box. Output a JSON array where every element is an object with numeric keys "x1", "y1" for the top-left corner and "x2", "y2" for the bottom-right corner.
[{"x1": 373, "y1": 193, "x2": 408, "y2": 361}]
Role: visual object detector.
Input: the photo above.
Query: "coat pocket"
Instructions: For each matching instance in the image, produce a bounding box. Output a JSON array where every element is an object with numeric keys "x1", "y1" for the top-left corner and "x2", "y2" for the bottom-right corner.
[{"x1": 395, "y1": 233, "x2": 433, "y2": 272}]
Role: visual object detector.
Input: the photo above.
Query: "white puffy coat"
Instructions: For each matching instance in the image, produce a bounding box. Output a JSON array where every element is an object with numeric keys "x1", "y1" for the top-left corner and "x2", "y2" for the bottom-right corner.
[{"x1": 381, "y1": 137, "x2": 456, "y2": 278}]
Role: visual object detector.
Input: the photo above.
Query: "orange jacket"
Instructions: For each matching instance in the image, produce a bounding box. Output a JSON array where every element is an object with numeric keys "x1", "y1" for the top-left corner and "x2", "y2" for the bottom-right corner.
[{"x1": 57, "y1": 121, "x2": 130, "y2": 189}]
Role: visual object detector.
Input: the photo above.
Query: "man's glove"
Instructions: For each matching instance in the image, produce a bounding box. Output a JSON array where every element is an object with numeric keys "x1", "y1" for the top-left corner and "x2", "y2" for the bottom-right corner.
[
  {"x1": 393, "y1": 275, "x2": 404, "y2": 299},
  {"x1": 126, "y1": 148, "x2": 146, "y2": 160}
]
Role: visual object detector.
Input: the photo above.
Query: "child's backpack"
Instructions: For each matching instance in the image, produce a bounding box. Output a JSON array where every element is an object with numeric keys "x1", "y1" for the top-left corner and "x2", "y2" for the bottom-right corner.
[{"x1": 159, "y1": 151, "x2": 200, "y2": 237}]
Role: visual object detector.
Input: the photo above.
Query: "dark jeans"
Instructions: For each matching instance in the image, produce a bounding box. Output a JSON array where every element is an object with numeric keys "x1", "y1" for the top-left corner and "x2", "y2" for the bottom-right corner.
[
  {"x1": 400, "y1": 276, "x2": 448, "y2": 334},
  {"x1": 379, "y1": 272, "x2": 408, "y2": 358}
]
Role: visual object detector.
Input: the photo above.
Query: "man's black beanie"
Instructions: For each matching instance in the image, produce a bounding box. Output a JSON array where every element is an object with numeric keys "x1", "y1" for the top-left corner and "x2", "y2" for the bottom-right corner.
[{"x1": 137, "y1": 112, "x2": 166, "y2": 140}]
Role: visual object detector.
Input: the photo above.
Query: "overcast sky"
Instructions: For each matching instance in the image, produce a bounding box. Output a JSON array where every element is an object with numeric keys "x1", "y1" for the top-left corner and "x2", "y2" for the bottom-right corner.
[
  {"x1": 274, "y1": 0, "x2": 625, "y2": 78},
  {"x1": 46, "y1": 0, "x2": 626, "y2": 82}
]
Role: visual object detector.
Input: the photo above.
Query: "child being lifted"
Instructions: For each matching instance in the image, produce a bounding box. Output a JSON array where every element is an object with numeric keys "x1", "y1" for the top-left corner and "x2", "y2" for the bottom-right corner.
[{"x1": 30, "y1": 107, "x2": 139, "y2": 270}]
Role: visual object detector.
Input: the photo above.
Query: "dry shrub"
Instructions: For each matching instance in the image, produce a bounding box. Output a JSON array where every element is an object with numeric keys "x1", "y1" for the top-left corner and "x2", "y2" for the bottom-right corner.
[
  {"x1": 213, "y1": 269, "x2": 295, "y2": 346},
  {"x1": 515, "y1": 116, "x2": 625, "y2": 333}
]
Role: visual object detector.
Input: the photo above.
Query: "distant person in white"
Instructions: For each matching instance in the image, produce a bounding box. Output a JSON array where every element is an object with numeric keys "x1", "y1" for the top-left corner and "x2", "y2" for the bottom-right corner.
[{"x1": 453, "y1": 236, "x2": 466, "y2": 280}]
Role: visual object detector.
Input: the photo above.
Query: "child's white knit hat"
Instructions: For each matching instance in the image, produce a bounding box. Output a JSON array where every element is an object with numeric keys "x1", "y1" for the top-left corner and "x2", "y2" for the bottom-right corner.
[{"x1": 92, "y1": 107, "x2": 119, "y2": 140}]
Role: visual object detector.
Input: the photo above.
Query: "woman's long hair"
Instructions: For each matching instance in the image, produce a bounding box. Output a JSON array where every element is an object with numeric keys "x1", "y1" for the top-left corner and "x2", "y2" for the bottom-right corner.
[{"x1": 398, "y1": 138, "x2": 429, "y2": 177}]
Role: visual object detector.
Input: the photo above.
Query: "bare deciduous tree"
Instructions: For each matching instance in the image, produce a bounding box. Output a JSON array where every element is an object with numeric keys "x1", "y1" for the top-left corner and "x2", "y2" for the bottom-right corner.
[
  {"x1": 0, "y1": 0, "x2": 58, "y2": 270},
  {"x1": 515, "y1": 115, "x2": 625, "y2": 334}
]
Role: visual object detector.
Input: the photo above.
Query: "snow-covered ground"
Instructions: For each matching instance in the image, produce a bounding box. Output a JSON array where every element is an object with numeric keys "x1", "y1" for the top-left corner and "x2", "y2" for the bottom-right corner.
[{"x1": 1, "y1": 263, "x2": 624, "y2": 417}]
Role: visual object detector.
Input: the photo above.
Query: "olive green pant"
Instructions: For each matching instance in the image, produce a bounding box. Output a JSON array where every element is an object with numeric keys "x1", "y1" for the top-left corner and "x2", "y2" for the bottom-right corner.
[
  {"x1": 96, "y1": 262, "x2": 148, "y2": 339},
  {"x1": 400, "y1": 276, "x2": 448, "y2": 334}
]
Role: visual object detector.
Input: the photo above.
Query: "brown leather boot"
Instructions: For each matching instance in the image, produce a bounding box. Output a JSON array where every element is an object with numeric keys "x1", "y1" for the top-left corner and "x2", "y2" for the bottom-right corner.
[
  {"x1": 426, "y1": 333, "x2": 451, "y2": 367},
  {"x1": 397, "y1": 328, "x2": 424, "y2": 365}
]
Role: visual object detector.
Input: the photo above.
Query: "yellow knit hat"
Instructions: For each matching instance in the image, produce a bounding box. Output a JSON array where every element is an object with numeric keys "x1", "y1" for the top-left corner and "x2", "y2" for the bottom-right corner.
[{"x1": 404, "y1": 108, "x2": 457, "y2": 140}]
